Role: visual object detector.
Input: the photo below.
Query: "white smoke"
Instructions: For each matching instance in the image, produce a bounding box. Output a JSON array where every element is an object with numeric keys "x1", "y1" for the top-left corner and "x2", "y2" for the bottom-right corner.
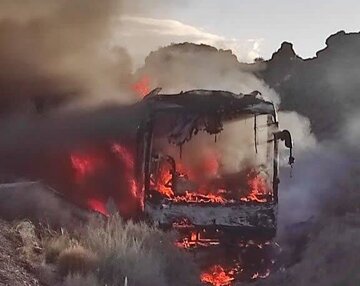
[
  {"x1": 136, "y1": 43, "x2": 279, "y2": 104},
  {"x1": 114, "y1": 16, "x2": 263, "y2": 68}
]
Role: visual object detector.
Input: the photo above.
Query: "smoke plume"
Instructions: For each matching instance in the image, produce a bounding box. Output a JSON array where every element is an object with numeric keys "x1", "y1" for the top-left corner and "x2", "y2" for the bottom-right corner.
[
  {"x1": 136, "y1": 42, "x2": 284, "y2": 187},
  {"x1": 0, "y1": 0, "x2": 149, "y2": 219},
  {"x1": 249, "y1": 32, "x2": 360, "y2": 286},
  {"x1": 0, "y1": 0, "x2": 134, "y2": 114},
  {"x1": 136, "y1": 43, "x2": 279, "y2": 104}
]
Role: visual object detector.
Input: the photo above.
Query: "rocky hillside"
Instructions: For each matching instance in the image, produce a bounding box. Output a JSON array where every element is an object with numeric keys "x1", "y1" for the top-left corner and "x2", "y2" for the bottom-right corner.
[
  {"x1": 261, "y1": 31, "x2": 360, "y2": 137},
  {"x1": 0, "y1": 219, "x2": 41, "y2": 286},
  {"x1": 137, "y1": 31, "x2": 360, "y2": 138}
]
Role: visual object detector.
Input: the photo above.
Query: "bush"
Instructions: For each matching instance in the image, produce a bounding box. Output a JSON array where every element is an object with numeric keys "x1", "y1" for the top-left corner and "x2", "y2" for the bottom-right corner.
[
  {"x1": 83, "y1": 215, "x2": 200, "y2": 286},
  {"x1": 57, "y1": 244, "x2": 98, "y2": 276},
  {"x1": 44, "y1": 234, "x2": 73, "y2": 263},
  {"x1": 45, "y1": 215, "x2": 200, "y2": 286},
  {"x1": 60, "y1": 273, "x2": 101, "y2": 286}
]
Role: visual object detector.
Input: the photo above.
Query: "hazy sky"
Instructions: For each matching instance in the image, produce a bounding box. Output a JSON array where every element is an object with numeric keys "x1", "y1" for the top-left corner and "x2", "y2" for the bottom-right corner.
[{"x1": 119, "y1": 0, "x2": 360, "y2": 66}]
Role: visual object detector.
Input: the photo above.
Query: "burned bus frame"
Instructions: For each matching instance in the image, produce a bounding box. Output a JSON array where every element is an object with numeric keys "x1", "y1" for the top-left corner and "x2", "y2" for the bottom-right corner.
[{"x1": 135, "y1": 89, "x2": 293, "y2": 240}]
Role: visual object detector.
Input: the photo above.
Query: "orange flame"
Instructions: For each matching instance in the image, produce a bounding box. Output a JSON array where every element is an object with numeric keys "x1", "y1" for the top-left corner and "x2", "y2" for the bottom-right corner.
[
  {"x1": 87, "y1": 198, "x2": 108, "y2": 216},
  {"x1": 111, "y1": 143, "x2": 139, "y2": 200},
  {"x1": 201, "y1": 265, "x2": 235, "y2": 286},
  {"x1": 153, "y1": 153, "x2": 230, "y2": 203},
  {"x1": 241, "y1": 172, "x2": 268, "y2": 203},
  {"x1": 69, "y1": 144, "x2": 141, "y2": 214},
  {"x1": 175, "y1": 230, "x2": 221, "y2": 249},
  {"x1": 173, "y1": 192, "x2": 226, "y2": 204},
  {"x1": 153, "y1": 154, "x2": 269, "y2": 204},
  {"x1": 153, "y1": 164, "x2": 226, "y2": 203},
  {"x1": 154, "y1": 168, "x2": 174, "y2": 198},
  {"x1": 132, "y1": 75, "x2": 151, "y2": 98},
  {"x1": 251, "y1": 269, "x2": 271, "y2": 280}
]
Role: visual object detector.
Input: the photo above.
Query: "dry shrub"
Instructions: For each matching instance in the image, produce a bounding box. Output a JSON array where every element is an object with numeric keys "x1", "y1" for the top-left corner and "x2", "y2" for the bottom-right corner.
[
  {"x1": 5, "y1": 220, "x2": 42, "y2": 263},
  {"x1": 59, "y1": 273, "x2": 101, "y2": 286},
  {"x1": 44, "y1": 233, "x2": 74, "y2": 263},
  {"x1": 83, "y1": 215, "x2": 200, "y2": 286},
  {"x1": 57, "y1": 244, "x2": 98, "y2": 276},
  {"x1": 37, "y1": 263, "x2": 58, "y2": 286},
  {"x1": 44, "y1": 214, "x2": 200, "y2": 286}
]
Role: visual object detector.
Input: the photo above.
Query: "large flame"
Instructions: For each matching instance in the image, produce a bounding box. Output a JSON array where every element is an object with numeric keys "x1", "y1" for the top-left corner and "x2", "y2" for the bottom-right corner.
[
  {"x1": 69, "y1": 143, "x2": 140, "y2": 215},
  {"x1": 70, "y1": 151, "x2": 108, "y2": 214},
  {"x1": 153, "y1": 152, "x2": 270, "y2": 204}
]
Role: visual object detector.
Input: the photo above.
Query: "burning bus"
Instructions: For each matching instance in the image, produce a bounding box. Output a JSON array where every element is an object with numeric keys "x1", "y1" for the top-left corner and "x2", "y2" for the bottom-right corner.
[{"x1": 135, "y1": 88, "x2": 294, "y2": 240}]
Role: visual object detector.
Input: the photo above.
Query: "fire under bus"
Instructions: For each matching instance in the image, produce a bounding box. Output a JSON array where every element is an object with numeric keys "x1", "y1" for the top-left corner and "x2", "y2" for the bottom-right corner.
[{"x1": 136, "y1": 89, "x2": 294, "y2": 242}]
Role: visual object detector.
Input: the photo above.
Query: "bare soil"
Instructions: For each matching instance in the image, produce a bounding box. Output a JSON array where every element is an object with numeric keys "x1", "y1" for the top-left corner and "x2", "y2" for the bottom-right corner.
[{"x1": 0, "y1": 219, "x2": 41, "y2": 286}]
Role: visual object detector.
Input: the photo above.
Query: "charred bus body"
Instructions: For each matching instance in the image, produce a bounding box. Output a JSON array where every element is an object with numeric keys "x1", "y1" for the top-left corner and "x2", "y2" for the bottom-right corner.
[{"x1": 136, "y1": 89, "x2": 293, "y2": 240}]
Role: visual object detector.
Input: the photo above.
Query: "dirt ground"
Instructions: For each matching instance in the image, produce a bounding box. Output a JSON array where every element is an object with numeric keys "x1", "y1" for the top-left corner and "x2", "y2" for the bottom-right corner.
[{"x1": 0, "y1": 219, "x2": 41, "y2": 286}]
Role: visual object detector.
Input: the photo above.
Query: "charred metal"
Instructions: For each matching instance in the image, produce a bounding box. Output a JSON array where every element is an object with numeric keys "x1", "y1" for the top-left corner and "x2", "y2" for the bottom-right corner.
[{"x1": 135, "y1": 89, "x2": 293, "y2": 239}]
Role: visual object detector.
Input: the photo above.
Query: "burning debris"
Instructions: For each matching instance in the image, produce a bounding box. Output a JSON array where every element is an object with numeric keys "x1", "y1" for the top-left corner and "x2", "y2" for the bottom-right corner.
[
  {"x1": 201, "y1": 265, "x2": 236, "y2": 286},
  {"x1": 178, "y1": 229, "x2": 281, "y2": 285}
]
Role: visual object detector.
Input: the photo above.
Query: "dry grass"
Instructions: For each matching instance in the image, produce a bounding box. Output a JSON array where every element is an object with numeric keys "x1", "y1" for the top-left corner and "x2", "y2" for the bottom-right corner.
[
  {"x1": 44, "y1": 233, "x2": 74, "y2": 263},
  {"x1": 83, "y1": 215, "x2": 200, "y2": 286},
  {"x1": 45, "y1": 215, "x2": 200, "y2": 286},
  {"x1": 59, "y1": 273, "x2": 101, "y2": 286},
  {"x1": 57, "y1": 244, "x2": 98, "y2": 276},
  {"x1": 7, "y1": 220, "x2": 42, "y2": 263}
]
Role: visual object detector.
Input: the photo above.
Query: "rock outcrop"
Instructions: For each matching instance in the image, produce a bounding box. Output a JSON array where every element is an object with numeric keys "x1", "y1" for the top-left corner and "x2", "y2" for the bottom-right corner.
[{"x1": 261, "y1": 31, "x2": 360, "y2": 137}]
